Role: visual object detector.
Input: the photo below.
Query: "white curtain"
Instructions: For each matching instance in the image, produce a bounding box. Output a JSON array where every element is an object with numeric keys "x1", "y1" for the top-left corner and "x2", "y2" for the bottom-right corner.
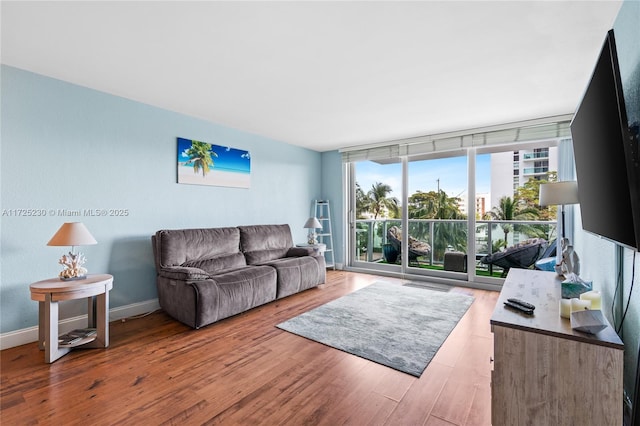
[{"x1": 558, "y1": 137, "x2": 577, "y2": 245}]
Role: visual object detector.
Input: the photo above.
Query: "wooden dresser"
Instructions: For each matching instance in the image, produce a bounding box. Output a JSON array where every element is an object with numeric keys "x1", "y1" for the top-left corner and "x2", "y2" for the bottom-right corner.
[{"x1": 490, "y1": 269, "x2": 624, "y2": 426}]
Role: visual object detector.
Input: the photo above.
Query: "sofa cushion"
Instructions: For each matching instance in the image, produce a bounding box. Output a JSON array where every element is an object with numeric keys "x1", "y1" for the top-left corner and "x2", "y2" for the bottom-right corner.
[
  {"x1": 191, "y1": 265, "x2": 277, "y2": 326},
  {"x1": 239, "y1": 224, "x2": 294, "y2": 264},
  {"x1": 156, "y1": 227, "x2": 241, "y2": 268},
  {"x1": 262, "y1": 256, "x2": 323, "y2": 298},
  {"x1": 159, "y1": 266, "x2": 210, "y2": 281},
  {"x1": 243, "y1": 248, "x2": 290, "y2": 265},
  {"x1": 183, "y1": 253, "x2": 247, "y2": 275},
  {"x1": 287, "y1": 247, "x2": 314, "y2": 257}
]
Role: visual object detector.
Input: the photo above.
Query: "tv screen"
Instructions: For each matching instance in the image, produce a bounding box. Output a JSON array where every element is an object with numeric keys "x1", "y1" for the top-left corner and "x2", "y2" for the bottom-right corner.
[{"x1": 571, "y1": 30, "x2": 639, "y2": 251}]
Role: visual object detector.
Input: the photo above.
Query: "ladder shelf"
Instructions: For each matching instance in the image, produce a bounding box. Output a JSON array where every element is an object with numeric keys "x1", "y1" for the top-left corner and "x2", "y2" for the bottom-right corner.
[{"x1": 313, "y1": 200, "x2": 335, "y2": 269}]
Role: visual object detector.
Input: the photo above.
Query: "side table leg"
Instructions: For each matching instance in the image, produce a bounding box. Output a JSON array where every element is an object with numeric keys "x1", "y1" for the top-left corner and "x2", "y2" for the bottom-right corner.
[
  {"x1": 84, "y1": 291, "x2": 109, "y2": 348},
  {"x1": 38, "y1": 302, "x2": 45, "y2": 350},
  {"x1": 43, "y1": 293, "x2": 70, "y2": 363},
  {"x1": 97, "y1": 290, "x2": 109, "y2": 347},
  {"x1": 87, "y1": 296, "x2": 97, "y2": 328}
]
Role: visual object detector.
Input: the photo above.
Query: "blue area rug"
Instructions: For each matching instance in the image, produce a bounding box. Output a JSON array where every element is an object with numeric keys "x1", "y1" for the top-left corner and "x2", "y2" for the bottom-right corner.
[{"x1": 276, "y1": 282, "x2": 474, "y2": 377}]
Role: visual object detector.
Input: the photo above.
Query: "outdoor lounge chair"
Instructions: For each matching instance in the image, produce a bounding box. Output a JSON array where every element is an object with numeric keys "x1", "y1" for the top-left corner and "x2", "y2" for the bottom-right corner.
[
  {"x1": 534, "y1": 238, "x2": 558, "y2": 271},
  {"x1": 480, "y1": 238, "x2": 548, "y2": 277},
  {"x1": 387, "y1": 226, "x2": 431, "y2": 265}
]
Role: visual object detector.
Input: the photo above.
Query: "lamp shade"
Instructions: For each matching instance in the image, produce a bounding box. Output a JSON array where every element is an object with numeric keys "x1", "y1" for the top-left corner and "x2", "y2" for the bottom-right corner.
[
  {"x1": 47, "y1": 222, "x2": 97, "y2": 247},
  {"x1": 539, "y1": 181, "x2": 579, "y2": 206},
  {"x1": 303, "y1": 217, "x2": 322, "y2": 229}
]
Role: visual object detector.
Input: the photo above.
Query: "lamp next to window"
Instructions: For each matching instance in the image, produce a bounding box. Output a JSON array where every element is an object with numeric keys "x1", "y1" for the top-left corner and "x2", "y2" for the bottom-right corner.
[
  {"x1": 539, "y1": 181, "x2": 579, "y2": 240},
  {"x1": 539, "y1": 181, "x2": 581, "y2": 280},
  {"x1": 304, "y1": 217, "x2": 322, "y2": 245}
]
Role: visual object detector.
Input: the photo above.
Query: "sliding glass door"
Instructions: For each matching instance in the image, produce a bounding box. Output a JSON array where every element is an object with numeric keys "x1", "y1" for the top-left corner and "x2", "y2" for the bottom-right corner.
[
  {"x1": 405, "y1": 154, "x2": 468, "y2": 277},
  {"x1": 474, "y1": 145, "x2": 560, "y2": 281},
  {"x1": 350, "y1": 159, "x2": 402, "y2": 272},
  {"x1": 347, "y1": 141, "x2": 561, "y2": 284}
]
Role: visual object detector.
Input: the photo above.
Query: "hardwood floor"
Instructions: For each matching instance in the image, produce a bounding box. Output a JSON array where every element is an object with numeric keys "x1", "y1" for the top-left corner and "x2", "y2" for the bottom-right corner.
[{"x1": 1, "y1": 270, "x2": 499, "y2": 425}]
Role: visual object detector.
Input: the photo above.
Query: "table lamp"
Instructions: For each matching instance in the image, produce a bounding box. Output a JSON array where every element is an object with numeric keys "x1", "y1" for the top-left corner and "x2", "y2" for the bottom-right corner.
[
  {"x1": 47, "y1": 222, "x2": 97, "y2": 280},
  {"x1": 539, "y1": 181, "x2": 583, "y2": 283},
  {"x1": 304, "y1": 217, "x2": 322, "y2": 245},
  {"x1": 539, "y1": 181, "x2": 579, "y2": 240}
]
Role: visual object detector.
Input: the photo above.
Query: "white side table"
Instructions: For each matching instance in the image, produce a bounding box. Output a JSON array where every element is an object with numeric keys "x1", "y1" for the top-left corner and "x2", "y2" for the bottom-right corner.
[
  {"x1": 30, "y1": 274, "x2": 113, "y2": 363},
  {"x1": 296, "y1": 243, "x2": 326, "y2": 256}
]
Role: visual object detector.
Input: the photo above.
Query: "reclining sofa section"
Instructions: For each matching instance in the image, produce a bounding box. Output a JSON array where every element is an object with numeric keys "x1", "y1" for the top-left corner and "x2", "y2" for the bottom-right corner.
[{"x1": 152, "y1": 224, "x2": 326, "y2": 328}]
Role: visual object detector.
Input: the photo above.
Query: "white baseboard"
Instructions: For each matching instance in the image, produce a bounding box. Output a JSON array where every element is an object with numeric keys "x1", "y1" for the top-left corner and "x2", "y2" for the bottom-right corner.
[{"x1": 0, "y1": 299, "x2": 160, "y2": 350}]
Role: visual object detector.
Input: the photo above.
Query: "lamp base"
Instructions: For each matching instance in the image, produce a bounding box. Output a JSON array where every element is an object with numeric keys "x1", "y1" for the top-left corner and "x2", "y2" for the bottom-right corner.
[
  {"x1": 60, "y1": 275, "x2": 87, "y2": 281},
  {"x1": 307, "y1": 232, "x2": 318, "y2": 245},
  {"x1": 57, "y1": 251, "x2": 88, "y2": 281}
]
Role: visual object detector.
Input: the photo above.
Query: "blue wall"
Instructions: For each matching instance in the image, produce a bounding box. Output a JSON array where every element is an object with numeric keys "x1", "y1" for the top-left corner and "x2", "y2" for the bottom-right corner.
[{"x1": 0, "y1": 65, "x2": 324, "y2": 333}]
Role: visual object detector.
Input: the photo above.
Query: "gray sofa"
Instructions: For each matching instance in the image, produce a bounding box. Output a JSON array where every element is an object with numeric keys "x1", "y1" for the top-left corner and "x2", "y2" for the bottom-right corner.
[{"x1": 152, "y1": 224, "x2": 326, "y2": 328}]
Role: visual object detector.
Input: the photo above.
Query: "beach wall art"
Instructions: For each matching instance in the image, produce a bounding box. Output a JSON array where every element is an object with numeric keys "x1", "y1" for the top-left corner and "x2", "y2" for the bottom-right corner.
[{"x1": 177, "y1": 137, "x2": 251, "y2": 188}]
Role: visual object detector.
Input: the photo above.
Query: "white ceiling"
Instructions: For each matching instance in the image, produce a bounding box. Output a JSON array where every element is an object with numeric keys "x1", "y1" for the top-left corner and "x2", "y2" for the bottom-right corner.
[{"x1": 1, "y1": 1, "x2": 623, "y2": 152}]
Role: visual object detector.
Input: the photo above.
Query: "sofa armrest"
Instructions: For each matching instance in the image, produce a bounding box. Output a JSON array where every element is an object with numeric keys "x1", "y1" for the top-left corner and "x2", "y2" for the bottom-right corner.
[
  {"x1": 158, "y1": 266, "x2": 210, "y2": 281},
  {"x1": 286, "y1": 247, "x2": 314, "y2": 257}
]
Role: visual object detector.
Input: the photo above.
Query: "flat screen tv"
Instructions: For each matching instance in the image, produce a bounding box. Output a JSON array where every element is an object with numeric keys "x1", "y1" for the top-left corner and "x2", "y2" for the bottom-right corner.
[{"x1": 571, "y1": 29, "x2": 640, "y2": 251}]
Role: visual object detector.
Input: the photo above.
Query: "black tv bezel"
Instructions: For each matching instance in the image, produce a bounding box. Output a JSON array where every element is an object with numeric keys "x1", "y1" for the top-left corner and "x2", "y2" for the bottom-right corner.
[{"x1": 570, "y1": 29, "x2": 639, "y2": 251}]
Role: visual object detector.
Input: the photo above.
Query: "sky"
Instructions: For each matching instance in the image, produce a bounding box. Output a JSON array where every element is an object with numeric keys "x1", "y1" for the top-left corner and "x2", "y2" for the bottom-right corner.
[{"x1": 356, "y1": 154, "x2": 491, "y2": 205}]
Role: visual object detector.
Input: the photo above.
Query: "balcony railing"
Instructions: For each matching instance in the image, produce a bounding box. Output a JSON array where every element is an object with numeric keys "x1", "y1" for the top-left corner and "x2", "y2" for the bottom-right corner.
[
  {"x1": 354, "y1": 218, "x2": 556, "y2": 274},
  {"x1": 522, "y1": 167, "x2": 549, "y2": 175},
  {"x1": 523, "y1": 152, "x2": 549, "y2": 160}
]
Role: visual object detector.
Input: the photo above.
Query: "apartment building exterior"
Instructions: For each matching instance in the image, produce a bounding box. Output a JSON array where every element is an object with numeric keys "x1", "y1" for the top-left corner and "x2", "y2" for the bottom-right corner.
[{"x1": 490, "y1": 147, "x2": 558, "y2": 209}]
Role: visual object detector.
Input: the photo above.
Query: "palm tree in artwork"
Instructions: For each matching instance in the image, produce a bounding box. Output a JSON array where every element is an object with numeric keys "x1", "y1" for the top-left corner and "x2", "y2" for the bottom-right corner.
[
  {"x1": 185, "y1": 141, "x2": 217, "y2": 177},
  {"x1": 367, "y1": 182, "x2": 399, "y2": 219}
]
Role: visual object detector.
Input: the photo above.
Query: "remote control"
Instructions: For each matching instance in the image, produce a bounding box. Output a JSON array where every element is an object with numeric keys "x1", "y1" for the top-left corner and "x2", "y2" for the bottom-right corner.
[
  {"x1": 504, "y1": 300, "x2": 534, "y2": 315},
  {"x1": 507, "y1": 298, "x2": 535, "y2": 310}
]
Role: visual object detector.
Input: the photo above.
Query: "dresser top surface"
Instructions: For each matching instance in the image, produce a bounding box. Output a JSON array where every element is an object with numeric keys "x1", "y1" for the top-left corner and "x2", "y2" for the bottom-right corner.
[{"x1": 490, "y1": 269, "x2": 623, "y2": 349}]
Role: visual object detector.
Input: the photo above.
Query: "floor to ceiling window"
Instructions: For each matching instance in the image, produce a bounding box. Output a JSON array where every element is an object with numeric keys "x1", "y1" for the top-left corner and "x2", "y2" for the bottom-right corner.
[
  {"x1": 343, "y1": 117, "x2": 570, "y2": 285},
  {"x1": 405, "y1": 154, "x2": 468, "y2": 276},
  {"x1": 474, "y1": 145, "x2": 559, "y2": 281},
  {"x1": 351, "y1": 159, "x2": 402, "y2": 273}
]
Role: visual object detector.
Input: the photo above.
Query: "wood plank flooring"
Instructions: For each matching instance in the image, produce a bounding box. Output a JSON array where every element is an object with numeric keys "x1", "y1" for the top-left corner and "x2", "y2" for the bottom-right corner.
[{"x1": 1, "y1": 270, "x2": 499, "y2": 425}]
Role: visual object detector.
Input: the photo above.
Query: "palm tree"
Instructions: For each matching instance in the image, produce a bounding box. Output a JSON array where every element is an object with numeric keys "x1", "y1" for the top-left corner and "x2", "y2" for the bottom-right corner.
[
  {"x1": 355, "y1": 183, "x2": 371, "y2": 219},
  {"x1": 367, "y1": 182, "x2": 399, "y2": 219},
  {"x1": 408, "y1": 190, "x2": 465, "y2": 220},
  {"x1": 433, "y1": 190, "x2": 465, "y2": 220},
  {"x1": 486, "y1": 196, "x2": 540, "y2": 248},
  {"x1": 185, "y1": 141, "x2": 217, "y2": 177},
  {"x1": 408, "y1": 189, "x2": 467, "y2": 262}
]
